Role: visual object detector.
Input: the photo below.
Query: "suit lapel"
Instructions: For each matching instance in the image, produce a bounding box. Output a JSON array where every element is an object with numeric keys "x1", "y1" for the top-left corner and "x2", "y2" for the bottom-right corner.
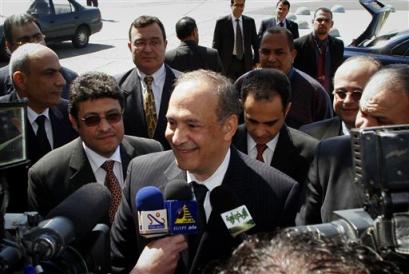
[
  {"x1": 49, "y1": 105, "x2": 64, "y2": 148},
  {"x1": 119, "y1": 136, "x2": 136, "y2": 178},
  {"x1": 232, "y1": 125, "x2": 248, "y2": 153},
  {"x1": 271, "y1": 126, "x2": 297, "y2": 174},
  {"x1": 68, "y1": 138, "x2": 97, "y2": 190}
]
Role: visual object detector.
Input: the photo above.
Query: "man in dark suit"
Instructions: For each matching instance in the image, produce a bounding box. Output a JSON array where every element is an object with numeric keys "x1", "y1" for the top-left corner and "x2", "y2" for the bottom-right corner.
[
  {"x1": 0, "y1": 13, "x2": 77, "y2": 99},
  {"x1": 28, "y1": 72, "x2": 163, "y2": 218},
  {"x1": 236, "y1": 27, "x2": 332, "y2": 129},
  {"x1": 296, "y1": 64, "x2": 409, "y2": 225},
  {"x1": 111, "y1": 70, "x2": 300, "y2": 274},
  {"x1": 300, "y1": 56, "x2": 381, "y2": 140},
  {"x1": 117, "y1": 16, "x2": 180, "y2": 149},
  {"x1": 294, "y1": 8, "x2": 344, "y2": 94},
  {"x1": 233, "y1": 69, "x2": 317, "y2": 185},
  {"x1": 0, "y1": 43, "x2": 77, "y2": 212},
  {"x1": 212, "y1": 0, "x2": 258, "y2": 80},
  {"x1": 258, "y1": 0, "x2": 299, "y2": 41},
  {"x1": 165, "y1": 17, "x2": 223, "y2": 73}
]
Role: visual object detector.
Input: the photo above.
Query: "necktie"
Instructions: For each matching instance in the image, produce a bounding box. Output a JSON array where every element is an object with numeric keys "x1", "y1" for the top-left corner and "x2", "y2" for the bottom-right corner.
[
  {"x1": 317, "y1": 43, "x2": 326, "y2": 88},
  {"x1": 35, "y1": 115, "x2": 51, "y2": 155},
  {"x1": 235, "y1": 19, "x2": 243, "y2": 60},
  {"x1": 191, "y1": 181, "x2": 208, "y2": 227},
  {"x1": 256, "y1": 143, "x2": 267, "y2": 162},
  {"x1": 101, "y1": 160, "x2": 122, "y2": 224},
  {"x1": 143, "y1": 76, "x2": 157, "y2": 138},
  {"x1": 279, "y1": 21, "x2": 284, "y2": 27}
]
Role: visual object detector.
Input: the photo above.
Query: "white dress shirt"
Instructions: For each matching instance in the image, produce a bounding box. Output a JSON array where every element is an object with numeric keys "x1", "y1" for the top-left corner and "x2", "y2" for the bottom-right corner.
[
  {"x1": 341, "y1": 121, "x2": 350, "y2": 136},
  {"x1": 137, "y1": 64, "x2": 166, "y2": 116},
  {"x1": 247, "y1": 133, "x2": 280, "y2": 164},
  {"x1": 27, "y1": 107, "x2": 54, "y2": 148}
]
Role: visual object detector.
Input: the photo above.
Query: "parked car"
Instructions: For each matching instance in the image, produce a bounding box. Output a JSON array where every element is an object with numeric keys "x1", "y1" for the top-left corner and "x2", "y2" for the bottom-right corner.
[
  {"x1": 0, "y1": 0, "x2": 102, "y2": 60},
  {"x1": 344, "y1": 0, "x2": 409, "y2": 64}
]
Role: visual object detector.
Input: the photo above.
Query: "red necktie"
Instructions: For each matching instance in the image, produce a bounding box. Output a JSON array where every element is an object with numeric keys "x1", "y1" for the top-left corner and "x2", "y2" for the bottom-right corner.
[
  {"x1": 256, "y1": 143, "x2": 267, "y2": 162},
  {"x1": 101, "y1": 160, "x2": 122, "y2": 224}
]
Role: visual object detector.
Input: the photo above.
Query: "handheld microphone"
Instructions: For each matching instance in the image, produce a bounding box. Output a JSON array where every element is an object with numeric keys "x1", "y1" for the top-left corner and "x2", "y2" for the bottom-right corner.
[
  {"x1": 135, "y1": 186, "x2": 168, "y2": 238},
  {"x1": 25, "y1": 183, "x2": 111, "y2": 259},
  {"x1": 164, "y1": 180, "x2": 199, "y2": 235},
  {"x1": 210, "y1": 185, "x2": 255, "y2": 238}
]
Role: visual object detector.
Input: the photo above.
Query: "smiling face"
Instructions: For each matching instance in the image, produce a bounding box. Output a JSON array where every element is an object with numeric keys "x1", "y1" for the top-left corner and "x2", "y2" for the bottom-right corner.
[
  {"x1": 165, "y1": 79, "x2": 236, "y2": 181},
  {"x1": 71, "y1": 98, "x2": 124, "y2": 158}
]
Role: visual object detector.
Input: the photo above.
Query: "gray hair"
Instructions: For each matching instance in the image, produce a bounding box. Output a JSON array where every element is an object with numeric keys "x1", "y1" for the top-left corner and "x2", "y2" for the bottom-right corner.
[{"x1": 9, "y1": 43, "x2": 49, "y2": 76}]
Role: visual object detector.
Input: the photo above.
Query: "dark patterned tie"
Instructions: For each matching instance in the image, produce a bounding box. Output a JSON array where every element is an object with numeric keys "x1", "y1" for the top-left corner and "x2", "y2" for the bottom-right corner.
[
  {"x1": 256, "y1": 143, "x2": 267, "y2": 162},
  {"x1": 35, "y1": 115, "x2": 51, "y2": 155},
  {"x1": 101, "y1": 160, "x2": 122, "y2": 224},
  {"x1": 235, "y1": 19, "x2": 243, "y2": 60},
  {"x1": 191, "y1": 181, "x2": 208, "y2": 228},
  {"x1": 143, "y1": 75, "x2": 157, "y2": 138}
]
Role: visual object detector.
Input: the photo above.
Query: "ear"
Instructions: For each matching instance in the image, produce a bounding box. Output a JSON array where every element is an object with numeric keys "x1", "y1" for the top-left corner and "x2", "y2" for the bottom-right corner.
[
  {"x1": 5, "y1": 40, "x2": 14, "y2": 51},
  {"x1": 222, "y1": 114, "x2": 238, "y2": 141},
  {"x1": 127, "y1": 41, "x2": 132, "y2": 52},
  {"x1": 164, "y1": 39, "x2": 168, "y2": 50},
  {"x1": 69, "y1": 113, "x2": 79, "y2": 132},
  {"x1": 12, "y1": 71, "x2": 27, "y2": 95},
  {"x1": 290, "y1": 48, "x2": 297, "y2": 63}
]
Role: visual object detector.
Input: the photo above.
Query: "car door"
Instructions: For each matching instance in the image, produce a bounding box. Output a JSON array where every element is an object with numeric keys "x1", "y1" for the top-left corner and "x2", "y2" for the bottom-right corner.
[{"x1": 43, "y1": 0, "x2": 78, "y2": 40}]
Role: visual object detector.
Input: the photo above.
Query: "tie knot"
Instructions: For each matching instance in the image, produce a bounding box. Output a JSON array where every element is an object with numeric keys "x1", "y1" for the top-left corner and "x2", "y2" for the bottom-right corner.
[
  {"x1": 144, "y1": 75, "x2": 154, "y2": 87},
  {"x1": 101, "y1": 160, "x2": 115, "y2": 172},
  {"x1": 191, "y1": 181, "x2": 208, "y2": 205},
  {"x1": 256, "y1": 143, "x2": 267, "y2": 154},
  {"x1": 36, "y1": 115, "x2": 46, "y2": 126}
]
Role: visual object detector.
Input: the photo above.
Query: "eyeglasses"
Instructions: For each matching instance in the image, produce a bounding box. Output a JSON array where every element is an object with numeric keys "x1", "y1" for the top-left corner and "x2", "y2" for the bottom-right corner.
[
  {"x1": 80, "y1": 111, "x2": 123, "y2": 127},
  {"x1": 333, "y1": 89, "x2": 363, "y2": 101},
  {"x1": 15, "y1": 33, "x2": 45, "y2": 46}
]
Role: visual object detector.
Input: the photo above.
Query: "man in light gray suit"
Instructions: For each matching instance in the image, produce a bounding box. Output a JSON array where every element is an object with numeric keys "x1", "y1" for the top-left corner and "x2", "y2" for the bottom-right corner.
[{"x1": 28, "y1": 72, "x2": 163, "y2": 218}]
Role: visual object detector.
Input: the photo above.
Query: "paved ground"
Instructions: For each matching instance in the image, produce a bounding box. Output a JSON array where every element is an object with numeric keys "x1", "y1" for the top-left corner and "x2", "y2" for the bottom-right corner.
[{"x1": 1, "y1": 0, "x2": 408, "y2": 74}]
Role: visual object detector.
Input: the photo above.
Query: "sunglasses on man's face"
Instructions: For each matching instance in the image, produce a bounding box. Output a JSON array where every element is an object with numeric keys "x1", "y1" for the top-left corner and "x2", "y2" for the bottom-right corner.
[
  {"x1": 332, "y1": 89, "x2": 363, "y2": 101},
  {"x1": 80, "y1": 111, "x2": 123, "y2": 127}
]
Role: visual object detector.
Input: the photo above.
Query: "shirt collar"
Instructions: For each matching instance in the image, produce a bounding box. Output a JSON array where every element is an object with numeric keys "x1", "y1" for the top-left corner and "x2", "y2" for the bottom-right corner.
[
  {"x1": 137, "y1": 63, "x2": 166, "y2": 86},
  {"x1": 232, "y1": 15, "x2": 242, "y2": 21},
  {"x1": 83, "y1": 142, "x2": 122, "y2": 174},
  {"x1": 247, "y1": 132, "x2": 280, "y2": 151},
  {"x1": 341, "y1": 121, "x2": 350, "y2": 136},
  {"x1": 187, "y1": 148, "x2": 231, "y2": 193},
  {"x1": 27, "y1": 107, "x2": 50, "y2": 125}
]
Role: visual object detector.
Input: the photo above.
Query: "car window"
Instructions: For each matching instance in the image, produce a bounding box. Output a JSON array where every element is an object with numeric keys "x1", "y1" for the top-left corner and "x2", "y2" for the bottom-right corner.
[
  {"x1": 392, "y1": 40, "x2": 409, "y2": 56},
  {"x1": 27, "y1": 0, "x2": 51, "y2": 15},
  {"x1": 53, "y1": 0, "x2": 75, "y2": 14}
]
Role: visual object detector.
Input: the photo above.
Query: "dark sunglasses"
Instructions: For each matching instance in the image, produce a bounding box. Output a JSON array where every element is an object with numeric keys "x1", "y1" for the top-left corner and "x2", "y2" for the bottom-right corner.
[
  {"x1": 80, "y1": 111, "x2": 122, "y2": 127},
  {"x1": 332, "y1": 89, "x2": 363, "y2": 101}
]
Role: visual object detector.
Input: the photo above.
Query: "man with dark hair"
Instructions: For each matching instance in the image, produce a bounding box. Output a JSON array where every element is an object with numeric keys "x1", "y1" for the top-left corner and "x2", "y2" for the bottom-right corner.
[
  {"x1": 111, "y1": 70, "x2": 300, "y2": 274},
  {"x1": 0, "y1": 43, "x2": 77, "y2": 212},
  {"x1": 117, "y1": 15, "x2": 180, "y2": 149},
  {"x1": 0, "y1": 13, "x2": 77, "y2": 99},
  {"x1": 233, "y1": 68, "x2": 318, "y2": 185},
  {"x1": 165, "y1": 16, "x2": 223, "y2": 73},
  {"x1": 236, "y1": 27, "x2": 332, "y2": 129},
  {"x1": 212, "y1": 0, "x2": 258, "y2": 80},
  {"x1": 258, "y1": 0, "x2": 299, "y2": 41},
  {"x1": 294, "y1": 7, "x2": 344, "y2": 94},
  {"x1": 297, "y1": 64, "x2": 409, "y2": 225},
  {"x1": 300, "y1": 56, "x2": 381, "y2": 140},
  {"x1": 28, "y1": 71, "x2": 163, "y2": 218}
]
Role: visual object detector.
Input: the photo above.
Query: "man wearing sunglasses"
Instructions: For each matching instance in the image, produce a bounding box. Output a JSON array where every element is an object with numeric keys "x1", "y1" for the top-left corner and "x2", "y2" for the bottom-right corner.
[
  {"x1": 0, "y1": 13, "x2": 77, "y2": 99},
  {"x1": 300, "y1": 56, "x2": 381, "y2": 140},
  {"x1": 297, "y1": 64, "x2": 409, "y2": 225},
  {"x1": 27, "y1": 72, "x2": 163, "y2": 218}
]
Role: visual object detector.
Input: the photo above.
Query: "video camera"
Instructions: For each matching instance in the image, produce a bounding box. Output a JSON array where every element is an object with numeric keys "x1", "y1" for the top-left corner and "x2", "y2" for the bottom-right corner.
[
  {"x1": 0, "y1": 102, "x2": 110, "y2": 274},
  {"x1": 294, "y1": 125, "x2": 409, "y2": 269}
]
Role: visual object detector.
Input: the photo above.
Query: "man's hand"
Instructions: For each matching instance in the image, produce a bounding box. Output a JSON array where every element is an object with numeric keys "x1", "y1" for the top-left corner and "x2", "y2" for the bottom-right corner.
[{"x1": 131, "y1": 235, "x2": 188, "y2": 274}]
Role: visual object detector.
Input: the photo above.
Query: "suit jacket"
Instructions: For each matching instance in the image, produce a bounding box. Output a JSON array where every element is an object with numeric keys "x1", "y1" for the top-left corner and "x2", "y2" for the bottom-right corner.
[
  {"x1": 0, "y1": 65, "x2": 78, "y2": 99},
  {"x1": 165, "y1": 40, "x2": 224, "y2": 73},
  {"x1": 294, "y1": 33, "x2": 344, "y2": 93},
  {"x1": 212, "y1": 15, "x2": 258, "y2": 73},
  {"x1": 116, "y1": 65, "x2": 179, "y2": 150},
  {"x1": 233, "y1": 125, "x2": 318, "y2": 185},
  {"x1": 296, "y1": 135, "x2": 363, "y2": 225},
  {"x1": 111, "y1": 148, "x2": 300, "y2": 274},
  {"x1": 27, "y1": 136, "x2": 163, "y2": 217},
  {"x1": 257, "y1": 17, "x2": 299, "y2": 40},
  {"x1": 300, "y1": 116, "x2": 343, "y2": 140},
  {"x1": 0, "y1": 91, "x2": 77, "y2": 212}
]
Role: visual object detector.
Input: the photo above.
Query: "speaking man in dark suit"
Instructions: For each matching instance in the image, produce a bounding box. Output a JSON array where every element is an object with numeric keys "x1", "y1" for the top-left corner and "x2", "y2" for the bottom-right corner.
[
  {"x1": 27, "y1": 72, "x2": 163, "y2": 219},
  {"x1": 165, "y1": 16, "x2": 224, "y2": 73},
  {"x1": 296, "y1": 64, "x2": 409, "y2": 225},
  {"x1": 300, "y1": 56, "x2": 381, "y2": 140},
  {"x1": 212, "y1": 0, "x2": 258, "y2": 80},
  {"x1": 111, "y1": 70, "x2": 300, "y2": 274},
  {"x1": 233, "y1": 69, "x2": 318, "y2": 185},
  {"x1": 294, "y1": 8, "x2": 344, "y2": 94},
  {"x1": 258, "y1": 0, "x2": 299, "y2": 41},
  {"x1": 116, "y1": 16, "x2": 181, "y2": 149},
  {"x1": 0, "y1": 13, "x2": 77, "y2": 99},
  {"x1": 0, "y1": 43, "x2": 77, "y2": 212}
]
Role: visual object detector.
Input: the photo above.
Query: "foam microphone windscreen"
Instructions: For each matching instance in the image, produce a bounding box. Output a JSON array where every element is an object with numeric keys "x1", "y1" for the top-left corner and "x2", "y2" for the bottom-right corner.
[
  {"x1": 46, "y1": 183, "x2": 111, "y2": 239},
  {"x1": 135, "y1": 186, "x2": 164, "y2": 210},
  {"x1": 210, "y1": 185, "x2": 240, "y2": 214},
  {"x1": 164, "y1": 179, "x2": 193, "y2": 200}
]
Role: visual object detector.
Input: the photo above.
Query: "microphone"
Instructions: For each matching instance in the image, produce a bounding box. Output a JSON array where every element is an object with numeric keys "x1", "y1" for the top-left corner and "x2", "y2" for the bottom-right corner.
[
  {"x1": 210, "y1": 185, "x2": 255, "y2": 238},
  {"x1": 164, "y1": 180, "x2": 199, "y2": 235},
  {"x1": 135, "y1": 186, "x2": 168, "y2": 238},
  {"x1": 25, "y1": 183, "x2": 111, "y2": 259}
]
